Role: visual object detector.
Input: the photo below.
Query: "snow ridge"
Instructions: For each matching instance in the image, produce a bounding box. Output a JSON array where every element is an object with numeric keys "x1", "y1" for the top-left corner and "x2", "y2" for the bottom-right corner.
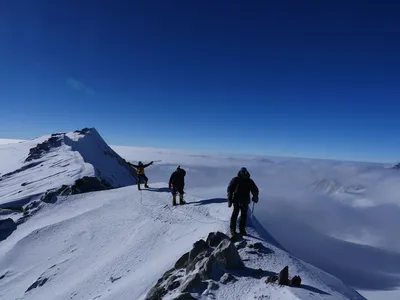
[
  {"x1": 0, "y1": 128, "x2": 371, "y2": 300},
  {"x1": 0, "y1": 127, "x2": 136, "y2": 209}
]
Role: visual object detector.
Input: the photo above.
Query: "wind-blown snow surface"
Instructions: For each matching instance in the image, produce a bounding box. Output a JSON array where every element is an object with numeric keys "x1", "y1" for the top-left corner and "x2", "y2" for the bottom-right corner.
[
  {"x1": 0, "y1": 132, "x2": 397, "y2": 299},
  {"x1": 0, "y1": 183, "x2": 364, "y2": 300},
  {"x1": 112, "y1": 145, "x2": 400, "y2": 299}
]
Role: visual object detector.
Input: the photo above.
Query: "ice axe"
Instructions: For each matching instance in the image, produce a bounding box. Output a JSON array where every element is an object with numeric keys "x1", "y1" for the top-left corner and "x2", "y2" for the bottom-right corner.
[{"x1": 251, "y1": 202, "x2": 255, "y2": 219}]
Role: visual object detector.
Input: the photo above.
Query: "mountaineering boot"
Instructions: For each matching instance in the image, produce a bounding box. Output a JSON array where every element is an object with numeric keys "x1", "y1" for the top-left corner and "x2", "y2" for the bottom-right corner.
[
  {"x1": 172, "y1": 194, "x2": 177, "y2": 206},
  {"x1": 239, "y1": 228, "x2": 247, "y2": 236},
  {"x1": 144, "y1": 180, "x2": 149, "y2": 188},
  {"x1": 179, "y1": 194, "x2": 186, "y2": 205},
  {"x1": 137, "y1": 182, "x2": 141, "y2": 190},
  {"x1": 230, "y1": 228, "x2": 237, "y2": 236}
]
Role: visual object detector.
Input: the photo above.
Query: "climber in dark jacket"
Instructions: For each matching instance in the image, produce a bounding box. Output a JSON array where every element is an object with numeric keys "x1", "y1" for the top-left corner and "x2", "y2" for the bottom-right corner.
[
  {"x1": 227, "y1": 167, "x2": 259, "y2": 235},
  {"x1": 169, "y1": 166, "x2": 186, "y2": 206},
  {"x1": 130, "y1": 161, "x2": 153, "y2": 190}
]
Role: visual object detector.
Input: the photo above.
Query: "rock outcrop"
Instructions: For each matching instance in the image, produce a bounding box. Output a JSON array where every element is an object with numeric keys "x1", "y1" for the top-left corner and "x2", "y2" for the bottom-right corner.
[
  {"x1": 145, "y1": 231, "x2": 243, "y2": 300},
  {"x1": 266, "y1": 265, "x2": 302, "y2": 287},
  {"x1": 0, "y1": 218, "x2": 17, "y2": 241},
  {"x1": 25, "y1": 134, "x2": 64, "y2": 162},
  {"x1": 41, "y1": 176, "x2": 112, "y2": 203}
]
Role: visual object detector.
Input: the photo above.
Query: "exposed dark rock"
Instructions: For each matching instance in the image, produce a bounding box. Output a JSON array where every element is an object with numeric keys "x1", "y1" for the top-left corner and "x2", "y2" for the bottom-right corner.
[
  {"x1": 25, "y1": 201, "x2": 41, "y2": 211},
  {"x1": 25, "y1": 277, "x2": 48, "y2": 292},
  {"x1": 235, "y1": 240, "x2": 247, "y2": 250},
  {"x1": 266, "y1": 275, "x2": 278, "y2": 284},
  {"x1": 220, "y1": 273, "x2": 237, "y2": 284},
  {"x1": 41, "y1": 186, "x2": 70, "y2": 203},
  {"x1": 51, "y1": 132, "x2": 66, "y2": 137},
  {"x1": 211, "y1": 239, "x2": 244, "y2": 270},
  {"x1": 73, "y1": 176, "x2": 112, "y2": 193},
  {"x1": 145, "y1": 232, "x2": 245, "y2": 299},
  {"x1": 172, "y1": 293, "x2": 197, "y2": 300},
  {"x1": 157, "y1": 268, "x2": 175, "y2": 286},
  {"x1": 290, "y1": 275, "x2": 302, "y2": 287},
  {"x1": 0, "y1": 206, "x2": 23, "y2": 213},
  {"x1": 145, "y1": 279, "x2": 170, "y2": 299},
  {"x1": 0, "y1": 218, "x2": 17, "y2": 241},
  {"x1": 180, "y1": 273, "x2": 206, "y2": 293},
  {"x1": 266, "y1": 267, "x2": 302, "y2": 288},
  {"x1": 167, "y1": 279, "x2": 180, "y2": 291},
  {"x1": 206, "y1": 232, "x2": 229, "y2": 247},
  {"x1": 175, "y1": 252, "x2": 189, "y2": 269},
  {"x1": 196, "y1": 254, "x2": 215, "y2": 280},
  {"x1": 25, "y1": 136, "x2": 63, "y2": 162},
  {"x1": 0, "y1": 272, "x2": 7, "y2": 280},
  {"x1": 41, "y1": 176, "x2": 112, "y2": 203},
  {"x1": 186, "y1": 250, "x2": 211, "y2": 273},
  {"x1": 278, "y1": 266, "x2": 289, "y2": 285},
  {"x1": 74, "y1": 128, "x2": 91, "y2": 134},
  {"x1": 207, "y1": 281, "x2": 219, "y2": 290},
  {"x1": 144, "y1": 268, "x2": 176, "y2": 300},
  {"x1": 16, "y1": 216, "x2": 29, "y2": 226},
  {"x1": 188, "y1": 239, "x2": 209, "y2": 264},
  {"x1": 196, "y1": 239, "x2": 244, "y2": 281},
  {"x1": 110, "y1": 276, "x2": 122, "y2": 283}
]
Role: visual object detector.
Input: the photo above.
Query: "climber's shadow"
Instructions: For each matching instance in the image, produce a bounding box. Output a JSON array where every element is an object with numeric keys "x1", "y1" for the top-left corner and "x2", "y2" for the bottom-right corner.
[
  {"x1": 230, "y1": 267, "x2": 275, "y2": 280},
  {"x1": 298, "y1": 284, "x2": 330, "y2": 295},
  {"x1": 146, "y1": 187, "x2": 171, "y2": 193},
  {"x1": 187, "y1": 198, "x2": 227, "y2": 206}
]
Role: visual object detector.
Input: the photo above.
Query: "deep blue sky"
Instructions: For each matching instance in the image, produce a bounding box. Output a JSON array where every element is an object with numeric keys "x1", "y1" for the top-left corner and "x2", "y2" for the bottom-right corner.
[{"x1": 1, "y1": 1, "x2": 399, "y2": 162}]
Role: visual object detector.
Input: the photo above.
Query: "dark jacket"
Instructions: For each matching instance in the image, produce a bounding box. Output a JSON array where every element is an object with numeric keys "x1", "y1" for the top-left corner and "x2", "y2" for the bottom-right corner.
[
  {"x1": 169, "y1": 167, "x2": 186, "y2": 188},
  {"x1": 227, "y1": 171, "x2": 259, "y2": 204}
]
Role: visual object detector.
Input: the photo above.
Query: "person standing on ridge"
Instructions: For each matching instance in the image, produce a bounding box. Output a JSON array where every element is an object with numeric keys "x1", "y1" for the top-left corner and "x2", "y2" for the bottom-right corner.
[
  {"x1": 130, "y1": 161, "x2": 154, "y2": 190},
  {"x1": 227, "y1": 167, "x2": 259, "y2": 236},
  {"x1": 169, "y1": 166, "x2": 186, "y2": 206}
]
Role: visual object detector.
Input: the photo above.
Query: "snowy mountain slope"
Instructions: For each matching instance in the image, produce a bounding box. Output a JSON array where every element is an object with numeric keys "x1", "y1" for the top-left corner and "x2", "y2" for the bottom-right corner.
[
  {"x1": 1, "y1": 131, "x2": 399, "y2": 299},
  {"x1": 113, "y1": 145, "x2": 400, "y2": 299},
  {"x1": 0, "y1": 128, "x2": 136, "y2": 210},
  {"x1": 0, "y1": 183, "x2": 365, "y2": 300}
]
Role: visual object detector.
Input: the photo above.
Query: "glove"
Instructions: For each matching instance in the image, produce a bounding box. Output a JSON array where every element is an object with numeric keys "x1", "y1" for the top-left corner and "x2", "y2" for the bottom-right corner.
[{"x1": 252, "y1": 195, "x2": 259, "y2": 203}]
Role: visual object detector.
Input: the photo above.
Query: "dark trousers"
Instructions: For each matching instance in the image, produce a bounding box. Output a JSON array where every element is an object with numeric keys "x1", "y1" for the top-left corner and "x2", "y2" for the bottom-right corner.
[
  {"x1": 171, "y1": 185, "x2": 184, "y2": 196},
  {"x1": 137, "y1": 174, "x2": 148, "y2": 183},
  {"x1": 230, "y1": 202, "x2": 248, "y2": 231}
]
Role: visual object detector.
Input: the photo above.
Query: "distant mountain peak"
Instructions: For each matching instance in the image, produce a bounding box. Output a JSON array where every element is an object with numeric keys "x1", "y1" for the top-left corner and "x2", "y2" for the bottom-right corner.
[
  {"x1": 393, "y1": 162, "x2": 400, "y2": 170},
  {"x1": 0, "y1": 127, "x2": 137, "y2": 221}
]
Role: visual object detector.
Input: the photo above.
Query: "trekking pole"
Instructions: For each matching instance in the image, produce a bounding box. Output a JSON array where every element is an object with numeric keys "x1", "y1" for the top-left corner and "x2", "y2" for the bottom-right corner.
[{"x1": 251, "y1": 202, "x2": 255, "y2": 219}]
